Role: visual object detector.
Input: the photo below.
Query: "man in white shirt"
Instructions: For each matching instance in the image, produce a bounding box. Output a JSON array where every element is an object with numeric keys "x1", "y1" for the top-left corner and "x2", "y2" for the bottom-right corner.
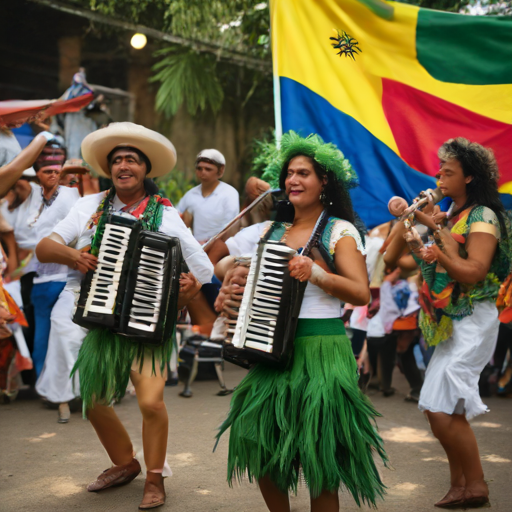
[
  {"x1": 177, "y1": 149, "x2": 240, "y2": 244},
  {"x1": 36, "y1": 122, "x2": 213, "y2": 510},
  {"x1": 29, "y1": 139, "x2": 79, "y2": 380}
]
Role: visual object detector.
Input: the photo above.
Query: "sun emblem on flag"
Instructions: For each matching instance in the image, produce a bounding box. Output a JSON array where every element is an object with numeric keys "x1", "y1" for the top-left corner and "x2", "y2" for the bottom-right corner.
[{"x1": 330, "y1": 30, "x2": 362, "y2": 60}]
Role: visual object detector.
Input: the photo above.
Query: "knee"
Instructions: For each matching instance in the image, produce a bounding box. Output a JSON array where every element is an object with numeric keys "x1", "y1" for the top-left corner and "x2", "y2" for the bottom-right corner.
[
  {"x1": 427, "y1": 413, "x2": 452, "y2": 442},
  {"x1": 138, "y1": 398, "x2": 166, "y2": 419}
]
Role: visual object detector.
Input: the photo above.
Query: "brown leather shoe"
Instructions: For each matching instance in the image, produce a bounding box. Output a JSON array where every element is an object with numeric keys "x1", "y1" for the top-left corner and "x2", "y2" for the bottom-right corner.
[
  {"x1": 87, "y1": 458, "x2": 141, "y2": 492},
  {"x1": 139, "y1": 472, "x2": 166, "y2": 510},
  {"x1": 434, "y1": 486, "x2": 465, "y2": 508}
]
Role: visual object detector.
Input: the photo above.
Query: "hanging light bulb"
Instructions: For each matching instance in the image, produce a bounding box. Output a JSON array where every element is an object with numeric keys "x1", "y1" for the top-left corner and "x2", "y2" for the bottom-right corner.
[{"x1": 131, "y1": 33, "x2": 147, "y2": 50}]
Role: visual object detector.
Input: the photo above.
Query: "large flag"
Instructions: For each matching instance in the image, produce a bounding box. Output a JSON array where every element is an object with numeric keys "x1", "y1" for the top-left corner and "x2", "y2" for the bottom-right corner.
[{"x1": 270, "y1": 0, "x2": 512, "y2": 227}]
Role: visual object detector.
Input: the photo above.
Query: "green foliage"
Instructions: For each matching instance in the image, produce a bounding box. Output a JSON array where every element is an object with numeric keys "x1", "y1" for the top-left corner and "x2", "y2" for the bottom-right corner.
[
  {"x1": 250, "y1": 128, "x2": 277, "y2": 177},
  {"x1": 156, "y1": 170, "x2": 196, "y2": 205},
  {"x1": 75, "y1": 0, "x2": 270, "y2": 57},
  {"x1": 151, "y1": 48, "x2": 224, "y2": 117}
]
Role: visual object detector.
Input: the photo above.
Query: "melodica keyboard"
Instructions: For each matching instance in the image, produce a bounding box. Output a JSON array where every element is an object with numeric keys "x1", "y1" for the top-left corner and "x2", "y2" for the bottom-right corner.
[
  {"x1": 73, "y1": 212, "x2": 182, "y2": 345},
  {"x1": 224, "y1": 241, "x2": 304, "y2": 368}
]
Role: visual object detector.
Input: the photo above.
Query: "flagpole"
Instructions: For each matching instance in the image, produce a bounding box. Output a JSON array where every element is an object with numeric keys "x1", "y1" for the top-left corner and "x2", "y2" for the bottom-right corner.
[{"x1": 270, "y1": 0, "x2": 283, "y2": 148}]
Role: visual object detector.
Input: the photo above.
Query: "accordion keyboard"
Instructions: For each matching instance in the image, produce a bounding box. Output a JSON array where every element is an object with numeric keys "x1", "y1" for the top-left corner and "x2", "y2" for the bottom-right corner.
[
  {"x1": 127, "y1": 246, "x2": 166, "y2": 332},
  {"x1": 232, "y1": 243, "x2": 296, "y2": 353},
  {"x1": 84, "y1": 224, "x2": 131, "y2": 316}
]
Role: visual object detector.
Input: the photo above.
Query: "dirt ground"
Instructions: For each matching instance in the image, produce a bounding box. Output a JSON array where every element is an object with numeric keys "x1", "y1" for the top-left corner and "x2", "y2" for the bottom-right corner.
[{"x1": 1, "y1": 365, "x2": 511, "y2": 512}]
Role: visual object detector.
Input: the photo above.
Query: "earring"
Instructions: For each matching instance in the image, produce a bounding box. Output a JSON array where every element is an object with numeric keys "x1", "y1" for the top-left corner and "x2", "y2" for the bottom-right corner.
[{"x1": 320, "y1": 191, "x2": 327, "y2": 204}]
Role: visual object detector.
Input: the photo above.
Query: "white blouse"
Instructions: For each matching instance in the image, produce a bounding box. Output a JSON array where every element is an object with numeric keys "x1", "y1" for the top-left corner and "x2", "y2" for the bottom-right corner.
[{"x1": 225, "y1": 218, "x2": 365, "y2": 319}]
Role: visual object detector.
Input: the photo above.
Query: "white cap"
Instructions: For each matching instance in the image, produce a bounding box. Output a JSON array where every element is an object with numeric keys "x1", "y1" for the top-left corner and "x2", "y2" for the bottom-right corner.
[
  {"x1": 196, "y1": 149, "x2": 226, "y2": 166},
  {"x1": 22, "y1": 167, "x2": 36, "y2": 177}
]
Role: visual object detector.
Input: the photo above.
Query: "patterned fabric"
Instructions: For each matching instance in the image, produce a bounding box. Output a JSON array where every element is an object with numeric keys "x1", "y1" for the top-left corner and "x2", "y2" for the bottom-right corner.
[
  {"x1": 322, "y1": 217, "x2": 365, "y2": 256},
  {"x1": 419, "y1": 205, "x2": 511, "y2": 346},
  {"x1": 264, "y1": 216, "x2": 364, "y2": 264},
  {"x1": 41, "y1": 187, "x2": 59, "y2": 208},
  {"x1": 88, "y1": 189, "x2": 171, "y2": 256}
]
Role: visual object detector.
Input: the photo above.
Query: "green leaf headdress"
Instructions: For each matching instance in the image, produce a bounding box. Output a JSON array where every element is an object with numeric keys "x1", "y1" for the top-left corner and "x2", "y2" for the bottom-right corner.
[{"x1": 260, "y1": 131, "x2": 358, "y2": 190}]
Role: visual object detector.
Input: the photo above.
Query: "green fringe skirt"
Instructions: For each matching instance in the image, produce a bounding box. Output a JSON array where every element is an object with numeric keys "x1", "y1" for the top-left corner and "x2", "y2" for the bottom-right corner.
[
  {"x1": 217, "y1": 318, "x2": 387, "y2": 506},
  {"x1": 71, "y1": 328, "x2": 173, "y2": 413}
]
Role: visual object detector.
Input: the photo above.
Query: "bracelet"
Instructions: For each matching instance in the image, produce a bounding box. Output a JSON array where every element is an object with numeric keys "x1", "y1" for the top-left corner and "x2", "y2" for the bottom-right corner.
[{"x1": 309, "y1": 262, "x2": 327, "y2": 287}]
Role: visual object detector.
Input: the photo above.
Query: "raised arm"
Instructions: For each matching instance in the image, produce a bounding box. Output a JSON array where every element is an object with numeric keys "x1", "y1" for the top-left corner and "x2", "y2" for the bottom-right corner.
[{"x1": 0, "y1": 132, "x2": 54, "y2": 198}]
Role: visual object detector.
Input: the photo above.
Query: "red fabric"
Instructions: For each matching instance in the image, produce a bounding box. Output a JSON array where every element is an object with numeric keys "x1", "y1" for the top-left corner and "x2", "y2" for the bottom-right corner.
[
  {"x1": 382, "y1": 79, "x2": 512, "y2": 186},
  {"x1": 128, "y1": 195, "x2": 172, "y2": 219},
  {"x1": 0, "y1": 93, "x2": 94, "y2": 128}
]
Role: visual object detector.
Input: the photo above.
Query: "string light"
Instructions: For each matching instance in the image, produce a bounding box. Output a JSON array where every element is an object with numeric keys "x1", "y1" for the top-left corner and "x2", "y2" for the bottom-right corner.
[{"x1": 130, "y1": 33, "x2": 147, "y2": 50}]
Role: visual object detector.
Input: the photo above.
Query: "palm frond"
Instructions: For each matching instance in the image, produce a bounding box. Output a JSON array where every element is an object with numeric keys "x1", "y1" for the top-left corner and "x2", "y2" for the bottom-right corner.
[{"x1": 151, "y1": 48, "x2": 224, "y2": 117}]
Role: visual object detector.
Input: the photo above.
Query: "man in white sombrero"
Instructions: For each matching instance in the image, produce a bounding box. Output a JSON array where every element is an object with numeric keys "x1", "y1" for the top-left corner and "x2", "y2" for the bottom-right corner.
[{"x1": 36, "y1": 122, "x2": 213, "y2": 510}]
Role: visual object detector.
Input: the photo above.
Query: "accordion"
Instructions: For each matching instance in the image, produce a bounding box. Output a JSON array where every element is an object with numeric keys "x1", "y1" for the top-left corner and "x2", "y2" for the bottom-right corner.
[
  {"x1": 73, "y1": 212, "x2": 182, "y2": 345},
  {"x1": 222, "y1": 240, "x2": 306, "y2": 369},
  {"x1": 222, "y1": 209, "x2": 331, "y2": 369}
]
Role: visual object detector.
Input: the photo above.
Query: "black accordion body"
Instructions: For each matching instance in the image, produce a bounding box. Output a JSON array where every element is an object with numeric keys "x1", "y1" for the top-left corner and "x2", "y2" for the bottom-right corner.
[
  {"x1": 73, "y1": 212, "x2": 182, "y2": 345},
  {"x1": 223, "y1": 241, "x2": 305, "y2": 368}
]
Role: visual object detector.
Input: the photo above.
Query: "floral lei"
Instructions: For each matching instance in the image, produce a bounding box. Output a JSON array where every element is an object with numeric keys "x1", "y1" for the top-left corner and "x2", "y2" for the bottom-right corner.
[{"x1": 87, "y1": 188, "x2": 172, "y2": 257}]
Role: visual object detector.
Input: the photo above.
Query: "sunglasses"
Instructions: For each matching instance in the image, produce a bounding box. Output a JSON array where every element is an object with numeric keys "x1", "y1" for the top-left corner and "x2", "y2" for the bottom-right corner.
[{"x1": 40, "y1": 169, "x2": 61, "y2": 175}]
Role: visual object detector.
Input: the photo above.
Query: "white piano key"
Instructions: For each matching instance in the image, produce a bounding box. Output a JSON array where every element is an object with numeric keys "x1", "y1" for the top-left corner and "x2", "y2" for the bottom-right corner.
[
  {"x1": 128, "y1": 320, "x2": 157, "y2": 332},
  {"x1": 253, "y1": 298, "x2": 280, "y2": 309},
  {"x1": 247, "y1": 324, "x2": 275, "y2": 337},
  {"x1": 138, "y1": 267, "x2": 165, "y2": 276},
  {"x1": 138, "y1": 260, "x2": 163, "y2": 270},
  {"x1": 133, "y1": 293, "x2": 161, "y2": 305},
  {"x1": 140, "y1": 253, "x2": 165, "y2": 263},
  {"x1": 141, "y1": 247, "x2": 165, "y2": 257},
  {"x1": 253, "y1": 291, "x2": 280, "y2": 302},
  {"x1": 251, "y1": 307, "x2": 278, "y2": 318},
  {"x1": 130, "y1": 313, "x2": 160, "y2": 323},
  {"x1": 245, "y1": 338, "x2": 273, "y2": 353},
  {"x1": 249, "y1": 315, "x2": 277, "y2": 325}
]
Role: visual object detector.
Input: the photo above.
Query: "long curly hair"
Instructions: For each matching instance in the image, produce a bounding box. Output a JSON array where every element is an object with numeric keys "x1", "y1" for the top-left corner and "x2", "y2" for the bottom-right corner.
[
  {"x1": 438, "y1": 137, "x2": 507, "y2": 237},
  {"x1": 278, "y1": 155, "x2": 366, "y2": 240}
]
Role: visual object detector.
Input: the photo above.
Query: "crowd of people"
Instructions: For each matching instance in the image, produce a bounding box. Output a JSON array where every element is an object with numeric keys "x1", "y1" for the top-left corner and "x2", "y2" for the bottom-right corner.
[{"x1": 0, "y1": 118, "x2": 511, "y2": 511}]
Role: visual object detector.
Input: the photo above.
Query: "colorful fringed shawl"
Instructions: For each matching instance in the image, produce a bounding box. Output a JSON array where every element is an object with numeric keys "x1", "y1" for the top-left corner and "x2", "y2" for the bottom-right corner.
[
  {"x1": 418, "y1": 205, "x2": 511, "y2": 346},
  {"x1": 72, "y1": 188, "x2": 174, "y2": 411}
]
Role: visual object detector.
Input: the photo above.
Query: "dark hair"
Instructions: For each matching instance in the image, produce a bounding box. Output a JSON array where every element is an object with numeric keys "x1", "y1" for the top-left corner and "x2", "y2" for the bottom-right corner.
[
  {"x1": 143, "y1": 178, "x2": 159, "y2": 195},
  {"x1": 107, "y1": 146, "x2": 152, "y2": 175},
  {"x1": 278, "y1": 155, "x2": 365, "y2": 240},
  {"x1": 438, "y1": 137, "x2": 507, "y2": 237}
]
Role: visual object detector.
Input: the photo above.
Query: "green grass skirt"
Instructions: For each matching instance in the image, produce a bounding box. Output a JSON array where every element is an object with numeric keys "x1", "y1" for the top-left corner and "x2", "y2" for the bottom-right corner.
[
  {"x1": 71, "y1": 328, "x2": 173, "y2": 414},
  {"x1": 216, "y1": 318, "x2": 387, "y2": 506}
]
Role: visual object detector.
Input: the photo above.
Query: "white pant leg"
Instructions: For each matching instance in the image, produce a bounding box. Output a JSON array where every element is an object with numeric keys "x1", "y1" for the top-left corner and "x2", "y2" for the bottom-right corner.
[{"x1": 36, "y1": 288, "x2": 87, "y2": 403}]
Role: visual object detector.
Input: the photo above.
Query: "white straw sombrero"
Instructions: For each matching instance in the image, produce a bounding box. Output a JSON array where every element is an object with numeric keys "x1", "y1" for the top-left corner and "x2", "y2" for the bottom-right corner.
[{"x1": 81, "y1": 122, "x2": 177, "y2": 178}]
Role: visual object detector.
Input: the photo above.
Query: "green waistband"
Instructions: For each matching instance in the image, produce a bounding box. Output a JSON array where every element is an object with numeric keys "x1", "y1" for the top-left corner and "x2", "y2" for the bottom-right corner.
[{"x1": 295, "y1": 318, "x2": 346, "y2": 337}]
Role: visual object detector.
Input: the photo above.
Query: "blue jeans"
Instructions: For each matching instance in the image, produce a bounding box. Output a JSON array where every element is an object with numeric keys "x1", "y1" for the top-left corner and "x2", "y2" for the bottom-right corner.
[{"x1": 31, "y1": 281, "x2": 66, "y2": 377}]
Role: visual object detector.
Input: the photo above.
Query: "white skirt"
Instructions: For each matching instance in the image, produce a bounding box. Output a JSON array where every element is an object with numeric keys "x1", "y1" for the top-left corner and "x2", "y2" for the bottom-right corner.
[
  {"x1": 418, "y1": 301, "x2": 499, "y2": 420},
  {"x1": 36, "y1": 287, "x2": 86, "y2": 403}
]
